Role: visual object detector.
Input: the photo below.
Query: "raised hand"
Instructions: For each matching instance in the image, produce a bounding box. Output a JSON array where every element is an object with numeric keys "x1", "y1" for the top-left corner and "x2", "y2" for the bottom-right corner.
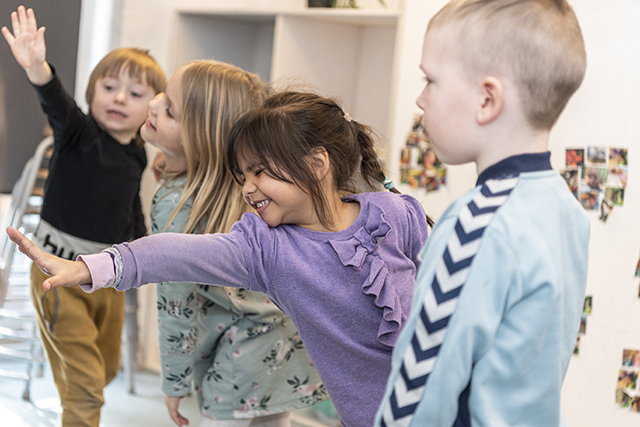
[
  {"x1": 1, "y1": 6, "x2": 51, "y2": 85},
  {"x1": 6, "y1": 227, "x2": 92, "y2": 290}
]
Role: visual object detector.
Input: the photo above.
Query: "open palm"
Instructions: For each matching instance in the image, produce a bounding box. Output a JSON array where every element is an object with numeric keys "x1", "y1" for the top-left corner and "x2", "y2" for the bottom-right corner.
[
  {"x1": 5, "y1": 227, "x2": 91, "y2": 290},
  {"x1": 1, "y1": 6, "x2": 46, "y2": 71}
]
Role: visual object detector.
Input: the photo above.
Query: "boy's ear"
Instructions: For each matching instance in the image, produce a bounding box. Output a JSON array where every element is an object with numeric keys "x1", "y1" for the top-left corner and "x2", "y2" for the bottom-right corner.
[
  {"x1": 477, "y1": 76, "x2": 504, "y2": 126},
  {"x1": 307, "y1": 147, "x2": 331, "y2": 181}
]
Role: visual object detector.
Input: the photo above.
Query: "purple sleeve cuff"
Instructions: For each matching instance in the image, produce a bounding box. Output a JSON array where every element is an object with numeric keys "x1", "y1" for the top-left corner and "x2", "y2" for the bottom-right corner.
[{"x1": 76, "y1": 252, "x2": 116, "y2": 293}]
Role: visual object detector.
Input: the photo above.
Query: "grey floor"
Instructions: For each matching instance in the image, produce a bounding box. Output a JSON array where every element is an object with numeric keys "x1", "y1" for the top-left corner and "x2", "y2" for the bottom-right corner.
[
  {"x1": 0, "y1": 357, "x2": 200, "y2": 427},
  {"x1": 0, "y1": 357, "x2": 338, "y2": 427}
]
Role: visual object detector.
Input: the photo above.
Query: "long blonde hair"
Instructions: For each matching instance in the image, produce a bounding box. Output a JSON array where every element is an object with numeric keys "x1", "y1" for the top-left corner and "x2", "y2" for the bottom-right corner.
[{"x1": 164, "y1": 60, "x2": 267, "y2": 234}]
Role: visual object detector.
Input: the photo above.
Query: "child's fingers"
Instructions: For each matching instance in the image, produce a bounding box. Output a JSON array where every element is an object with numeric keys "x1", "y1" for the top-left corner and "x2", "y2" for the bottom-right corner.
[
  {"x1": 1, "y1": 26, "x2": 15, "y2": 47},
  {"x1": 10, "y1": 11, "x2": 20, "y2": 37},
  {"x1": 42, "y1": 278, "x2": 54, "y2": 291},
  {"x1": 35, "y1": 26, "x2": 46, "y2": 51},
  {"x1": 26, "y1": 8, "x2": 37, "y2": 34},
  {"x1": 17, "y1": 6, "x2": 28, "y2": 35},
  {"x1": 6, "y1": 226, "x2": 42, "y2": 263},
  {"x1": 42, "y1": 276, "x2": 66, "y2": 291}
]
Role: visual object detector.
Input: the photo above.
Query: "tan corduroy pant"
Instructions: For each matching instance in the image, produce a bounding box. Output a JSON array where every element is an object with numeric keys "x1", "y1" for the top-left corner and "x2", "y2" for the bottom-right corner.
[{"x1": 30, "y1": 263, "x2": 124, "y2": 427}]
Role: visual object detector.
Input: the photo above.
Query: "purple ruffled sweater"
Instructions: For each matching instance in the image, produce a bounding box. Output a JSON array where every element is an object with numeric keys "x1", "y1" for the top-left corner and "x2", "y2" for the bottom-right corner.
[{"x1": 81, "y1": 192, "x2": 428, "y2": 426}]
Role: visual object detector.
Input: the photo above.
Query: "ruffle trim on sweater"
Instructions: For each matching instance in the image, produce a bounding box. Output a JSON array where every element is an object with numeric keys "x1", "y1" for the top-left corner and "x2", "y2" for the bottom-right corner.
[{"x1": 328, "y1": 201, "x2": 402, "y2": 347}]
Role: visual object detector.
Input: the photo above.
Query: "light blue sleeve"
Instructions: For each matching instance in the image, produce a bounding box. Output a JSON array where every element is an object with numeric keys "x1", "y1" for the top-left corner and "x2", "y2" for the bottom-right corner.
[{"x1": 375, "y1": 223, "x2": 521, "y2": 426}]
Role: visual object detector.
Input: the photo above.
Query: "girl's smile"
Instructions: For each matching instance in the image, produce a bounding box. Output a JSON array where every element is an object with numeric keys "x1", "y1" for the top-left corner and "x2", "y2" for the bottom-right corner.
[
  {"x1": 238, "y1": 157, "x2": 320, "y2": 230},
  {"x1": 144, "y1": 117, "x2": 156, "y2": 132}
]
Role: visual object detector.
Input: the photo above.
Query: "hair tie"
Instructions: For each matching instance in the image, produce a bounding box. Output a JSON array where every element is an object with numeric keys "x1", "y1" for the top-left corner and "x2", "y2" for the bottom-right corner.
[
  {"x1": 382, "y1": 176, "x2": 395, "y2": 190},
  {"x1": 344, "y1": 112, "x2": 352, "y2": 122}
]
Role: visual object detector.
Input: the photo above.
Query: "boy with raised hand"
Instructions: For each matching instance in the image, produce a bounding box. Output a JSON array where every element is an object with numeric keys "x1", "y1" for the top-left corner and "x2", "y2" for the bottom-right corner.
[
  {"x1": 2, "y1": 6, "x2": 165, "y2": 426},
  {"x1": 376, "y1": 0, "x2": 588, "y2": 426}
]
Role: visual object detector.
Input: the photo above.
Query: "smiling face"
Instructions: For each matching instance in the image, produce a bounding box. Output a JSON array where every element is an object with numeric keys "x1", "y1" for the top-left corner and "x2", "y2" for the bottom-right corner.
[
  {"x1": 237, "y1": 154, "x2": 318, "y2": 229},
  {"x1": 140, "y1": 67, "x2": 186, "y2": 172},
  {"x1": 416, "y1": 27, "x2": 480, "y2": 166},
  {"x1": 90, "y1": 67, "x2": 156, "y2": 144}
]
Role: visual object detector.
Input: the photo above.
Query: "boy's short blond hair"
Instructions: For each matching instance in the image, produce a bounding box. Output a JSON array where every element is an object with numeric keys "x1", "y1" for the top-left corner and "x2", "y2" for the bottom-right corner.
[
  {"x1": 85, "y1": 47, "x2": 166, "y2": 110},
  {"x1": 429, "y1": 0, "x2": 586, "y2": 130}
]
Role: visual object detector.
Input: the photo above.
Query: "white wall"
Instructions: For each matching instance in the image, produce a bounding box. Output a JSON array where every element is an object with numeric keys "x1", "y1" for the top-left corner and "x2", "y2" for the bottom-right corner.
[
  {"x1": 556, "y1": 1, "x2": 640, "y2": 426},
  {"x1": 112, "y1": 0, "x2": 640, "y2": 423}
]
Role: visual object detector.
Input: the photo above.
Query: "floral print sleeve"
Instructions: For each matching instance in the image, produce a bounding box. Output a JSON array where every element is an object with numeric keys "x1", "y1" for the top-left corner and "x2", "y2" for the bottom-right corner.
[{"x1": 152, "y1": 179, "x2": 202, "y2": 396}]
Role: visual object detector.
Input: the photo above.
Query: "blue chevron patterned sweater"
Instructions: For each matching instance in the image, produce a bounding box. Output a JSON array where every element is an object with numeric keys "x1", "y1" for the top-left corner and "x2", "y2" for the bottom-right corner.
[{"x1": 376, "y1": 152, "x2": 590, "y2": 427}]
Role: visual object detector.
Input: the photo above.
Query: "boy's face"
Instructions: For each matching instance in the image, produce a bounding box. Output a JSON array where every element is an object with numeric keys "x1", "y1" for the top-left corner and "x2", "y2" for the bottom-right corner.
[
  {"x1": 91, "y1": 67, "x2": 156, "y2": 144},
  {"x1": 417, "y1": 28, "x2": 479, "y2": 166}
]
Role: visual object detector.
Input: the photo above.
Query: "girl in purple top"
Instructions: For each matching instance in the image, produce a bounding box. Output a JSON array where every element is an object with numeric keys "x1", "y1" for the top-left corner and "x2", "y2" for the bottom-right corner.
[{"x1": 8, "y1": 92, "x2": 430, "y2": 427}]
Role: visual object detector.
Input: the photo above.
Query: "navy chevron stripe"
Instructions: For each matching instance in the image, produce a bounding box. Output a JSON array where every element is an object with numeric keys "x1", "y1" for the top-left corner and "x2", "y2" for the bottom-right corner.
[
  {"x1": 467, "y1": 200, "x2": 500, "y2": 216},
  {"x1": 480, "y1": 183, "x2": 514, "y2": 198},
  {"x1": 379, "y1": 178, "x2": 518, "y2": 427},
  {"x1": 454, "y1": 221, "x2": 485, "y2": 245},
  {"x1": 432, "y1": 275, "x2": 463, "y2": 304},
  {"x1": 420, "y1": 303, "x2": 450, "y2": 334},
  {"x1": 442, "y1": 247, "x2": 475, "y2": 275},
  {"x1": 411, "y1": 329, "x2": 440, "y2": 362},
  {"x1": 400, "y1": 359, "x2": 430, "y2": 389},
  {"x1": 389, "y1": 387, "x2": 419, "y2": 417}
]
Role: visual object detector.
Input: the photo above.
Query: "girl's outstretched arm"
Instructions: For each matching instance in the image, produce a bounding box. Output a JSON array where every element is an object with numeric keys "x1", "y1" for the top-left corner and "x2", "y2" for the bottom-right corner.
[{"x1": 6, "y1": 226, "x2": 91, "y2": 290}]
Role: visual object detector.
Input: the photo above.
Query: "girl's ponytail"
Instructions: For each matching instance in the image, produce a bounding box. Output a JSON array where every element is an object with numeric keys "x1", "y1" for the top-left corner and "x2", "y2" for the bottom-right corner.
[
  {"x1": 353, "y1": 120, "x2": 400, "y2": 195},
  {"x1": 353, "y1": 119, "x2": 434, "y2": 227}
]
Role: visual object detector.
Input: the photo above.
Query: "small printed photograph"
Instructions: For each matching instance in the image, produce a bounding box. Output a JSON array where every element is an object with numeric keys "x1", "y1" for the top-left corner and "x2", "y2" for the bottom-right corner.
[
  {"x1": 560, "y1": 169, "x2": 579, "y2": 198},
  {"x1": 573, "y1": 335, "x2": 580, "y2": 355},
  {"x1": 579, "y1": 317, "x2": 587, "y2": 334},
  {"x1": 617, "y1": 388, "x2": 632, "y2": 409},
  {"x1": 606, "y1": 166, "x2": 628, "y2": 189},
  {"x1": 599, "y1": 197, "x2": 614, "y2": 222},
  {"x1": 566, "y1": 148, "x2": 584, "y2": 167},
  {"x1": 579, "y1": 167, "x2": 607, "y2": 210},
  {"x1": 617, "y1": 369, "x2": 638, "y2": 390},
  {"x1": 605, "y1": 187, "x2": 625, "y2": 207},
  {"x1": 586, "y1": 146, "x2": 607, "y2": 165},
  {"x1": 609, "y1": 147, "x2": 628, "y2": 166},
  {"x1": 398, "y1": 114, "x2": 447, "y2": 192},
  {"x1": 583, "y1": 296, "x2": 592, "y2": 316},
  {"x1": 579, "y1": 191, "x2": 599, "y2": 210},
  {"x1": 623, "y1": 349, "x2": 640, "y2": 368},
  {"x1": 632, "y1": 396, "x2": 640, "y2": 413}
]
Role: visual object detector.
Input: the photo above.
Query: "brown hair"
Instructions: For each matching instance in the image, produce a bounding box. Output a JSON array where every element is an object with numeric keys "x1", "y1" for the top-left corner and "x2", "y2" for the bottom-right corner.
[
  {"x1": 226, "y1": 91, "x2": 413, "y2": 230},
  {"x1": 164, "y1": 60, "x2": 268, "y2": 234},
  {"x1": 429, "y1": 0, "x2": 586, "y2": 130},
  {"x1": 85, "y1": 47, "x2": 166, "y2": 144}
]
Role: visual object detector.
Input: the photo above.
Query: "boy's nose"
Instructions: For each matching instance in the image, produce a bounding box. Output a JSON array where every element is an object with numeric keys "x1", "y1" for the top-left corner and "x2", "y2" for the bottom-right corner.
[{"x1": 114, "y1": 90, "x2": 127, "y2": 104}]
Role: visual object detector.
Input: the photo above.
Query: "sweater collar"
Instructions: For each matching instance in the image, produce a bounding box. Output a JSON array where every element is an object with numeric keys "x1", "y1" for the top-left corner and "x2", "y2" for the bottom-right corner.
[{"x1": 476, "y1": 152, "x2": 552, "y2": 186}]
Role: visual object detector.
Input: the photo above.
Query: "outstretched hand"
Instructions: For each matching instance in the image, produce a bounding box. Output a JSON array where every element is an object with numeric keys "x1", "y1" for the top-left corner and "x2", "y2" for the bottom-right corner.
[
  {"x1": 1, "y1": 5, "x2": 51, "y2": 85},
  {"x1": 6, "y1": 227, "x2": 92, "y2": 291}
]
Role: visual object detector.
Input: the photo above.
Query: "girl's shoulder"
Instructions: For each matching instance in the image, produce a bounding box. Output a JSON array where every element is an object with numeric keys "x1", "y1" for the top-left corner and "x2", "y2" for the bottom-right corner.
[{"x1": 345, "y1": 192, "x2": 425, "y2": 219}]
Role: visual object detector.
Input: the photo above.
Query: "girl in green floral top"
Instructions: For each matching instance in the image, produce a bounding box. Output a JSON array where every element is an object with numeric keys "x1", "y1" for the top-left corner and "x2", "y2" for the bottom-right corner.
[{"x1": 141, "y1": 60, "x2": 325, "y2": 426}]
